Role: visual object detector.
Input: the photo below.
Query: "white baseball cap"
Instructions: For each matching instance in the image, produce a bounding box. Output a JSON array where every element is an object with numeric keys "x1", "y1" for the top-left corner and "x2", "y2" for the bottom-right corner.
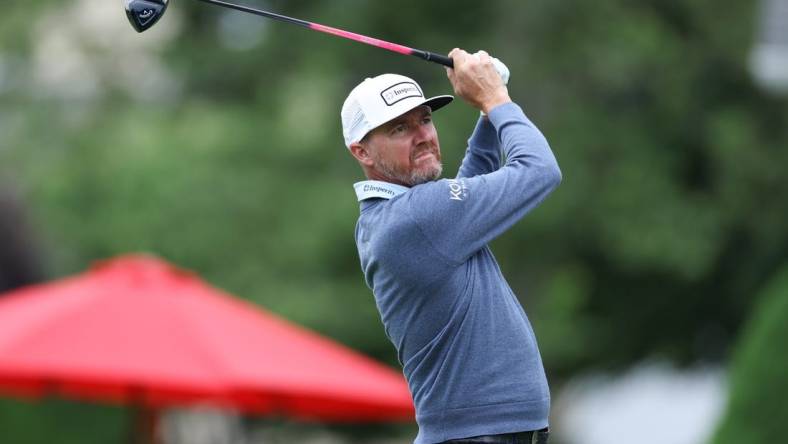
[{"x1": 341, "y1": 74, "x2": 453, "y2": 148}]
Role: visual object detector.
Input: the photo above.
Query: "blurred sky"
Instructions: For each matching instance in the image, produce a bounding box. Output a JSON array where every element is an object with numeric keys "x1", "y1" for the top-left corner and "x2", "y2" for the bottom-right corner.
[{"x1": 555, "y1": 362, "x2": 726, "y2": 444}]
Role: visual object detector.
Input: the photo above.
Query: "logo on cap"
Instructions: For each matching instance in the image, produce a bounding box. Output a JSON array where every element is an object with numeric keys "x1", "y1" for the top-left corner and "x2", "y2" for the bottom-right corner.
[{"x1": 380, "y1": 82, "x2": 423, "y2": 106}]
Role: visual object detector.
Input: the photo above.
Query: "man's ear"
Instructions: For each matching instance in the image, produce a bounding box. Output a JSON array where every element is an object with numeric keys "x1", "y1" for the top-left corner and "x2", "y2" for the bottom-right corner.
[{"x1": 349, "y1": 142, "x2": 375, "y2": 167}]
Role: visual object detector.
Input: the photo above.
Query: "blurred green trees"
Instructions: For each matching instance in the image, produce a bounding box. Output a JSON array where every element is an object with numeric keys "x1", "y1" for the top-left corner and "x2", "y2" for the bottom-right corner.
[
  {"x1": 0, "y1": 398, "x2": 126, "y2": 444},
  {"x1": 0, "y1": 0, "x2": 787, "y2": 442},
  {"x1": 712, "y1": 265, "x2": 788, "y2": 444}
]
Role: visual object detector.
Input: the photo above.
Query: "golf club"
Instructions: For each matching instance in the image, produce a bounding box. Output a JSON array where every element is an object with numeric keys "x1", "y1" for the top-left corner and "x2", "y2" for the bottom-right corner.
[{"x1": 124, "y1": 0, "x2": 455, "y2": 67}]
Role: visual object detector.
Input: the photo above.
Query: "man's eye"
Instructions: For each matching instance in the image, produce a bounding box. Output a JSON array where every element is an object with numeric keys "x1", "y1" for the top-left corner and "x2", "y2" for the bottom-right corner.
[
  {"x1": 422, "y1": 116, "x2": 432, "y2": 124},
  {"x1": 392, "y1": 124, "x2": 407, "y2": 134}
]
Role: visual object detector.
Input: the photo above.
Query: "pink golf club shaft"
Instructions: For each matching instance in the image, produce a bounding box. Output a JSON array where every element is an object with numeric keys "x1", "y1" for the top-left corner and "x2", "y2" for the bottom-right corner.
[{"x1": 194, "y1": 0, "x2": 455, "y2": 67}]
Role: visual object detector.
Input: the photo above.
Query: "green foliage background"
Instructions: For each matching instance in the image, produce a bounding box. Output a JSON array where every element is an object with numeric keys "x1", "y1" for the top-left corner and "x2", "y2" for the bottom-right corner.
[
  {"x1": 0, "y1": 0, "x2": 786, "y2": 442},
  {"x1": 712, "y1": 265, "x2": 788, "y2": 444}
]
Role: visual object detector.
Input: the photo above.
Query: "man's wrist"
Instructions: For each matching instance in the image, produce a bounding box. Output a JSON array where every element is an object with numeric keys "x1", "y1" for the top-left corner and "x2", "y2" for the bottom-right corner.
[{"x1": 481, "y1": 97, "x2": 512, "y2": 115}]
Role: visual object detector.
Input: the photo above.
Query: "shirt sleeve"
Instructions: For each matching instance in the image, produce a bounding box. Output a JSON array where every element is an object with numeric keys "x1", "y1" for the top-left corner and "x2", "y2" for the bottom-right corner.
[
  {"x1": 456, "y1": 117, "x2": 503, "y2": 179},
  {"x1": 405, "y1": 102, "x2": 562, "y2": 265}
]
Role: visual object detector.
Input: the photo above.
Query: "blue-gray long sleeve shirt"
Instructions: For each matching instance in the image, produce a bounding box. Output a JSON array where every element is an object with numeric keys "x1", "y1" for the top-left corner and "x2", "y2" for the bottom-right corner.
[{"x1": 353, "y1": 102, "x2": 561, "y2": 443}]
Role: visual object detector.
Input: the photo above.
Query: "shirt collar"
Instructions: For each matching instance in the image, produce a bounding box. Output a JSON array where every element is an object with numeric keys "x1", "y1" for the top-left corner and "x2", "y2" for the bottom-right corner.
[{"x1": 353, "y1": 180, "x2": 410, "y2": 202}]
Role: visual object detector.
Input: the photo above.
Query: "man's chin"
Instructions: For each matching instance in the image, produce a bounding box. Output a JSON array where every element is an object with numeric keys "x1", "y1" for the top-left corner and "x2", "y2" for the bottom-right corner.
[
  {"x1": 409, "y1": 164, "x2": 443, "y2": 186},
  {"x1": 374, "y1": 159, "x2": 442, "y2": 187}
]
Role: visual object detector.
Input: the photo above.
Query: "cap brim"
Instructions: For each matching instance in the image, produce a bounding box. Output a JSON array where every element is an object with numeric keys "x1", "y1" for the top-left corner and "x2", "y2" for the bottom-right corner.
[
  {"x1": 423, "y1": 95, "x2": 454, "y2": 112},
  {"x1": 376, "y1": 94, "x2": 454, "y2": 129},
  {"x1": 356, "y1": 94, "x2": 455, "y2": 144}
]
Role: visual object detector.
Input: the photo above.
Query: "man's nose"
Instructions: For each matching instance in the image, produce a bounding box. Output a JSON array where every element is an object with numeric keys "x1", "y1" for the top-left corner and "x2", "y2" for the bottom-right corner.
[{"x1": 412, "y1": 122, "x2": 432, "y2": 144}]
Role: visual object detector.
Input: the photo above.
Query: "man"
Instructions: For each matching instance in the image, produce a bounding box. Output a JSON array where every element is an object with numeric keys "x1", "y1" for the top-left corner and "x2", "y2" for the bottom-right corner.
[{"x1": 341, "y1": 48, "x2": 561, "y2": 444}]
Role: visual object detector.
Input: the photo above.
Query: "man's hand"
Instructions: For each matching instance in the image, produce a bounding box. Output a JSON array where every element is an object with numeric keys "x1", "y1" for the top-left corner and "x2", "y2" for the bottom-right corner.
[{"x1": 446, "y1": 48, "x2": 512, "y2": 115}]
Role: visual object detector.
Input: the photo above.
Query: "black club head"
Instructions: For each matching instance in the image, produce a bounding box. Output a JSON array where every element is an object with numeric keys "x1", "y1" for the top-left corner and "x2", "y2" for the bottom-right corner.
[{"x1": 124, "y1": 0, "x2": 169, "y2": 33}]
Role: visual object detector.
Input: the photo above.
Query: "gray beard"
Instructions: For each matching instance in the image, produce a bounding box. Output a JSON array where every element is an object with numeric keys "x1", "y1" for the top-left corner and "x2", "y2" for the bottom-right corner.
[{"x1": 375, "y1": 156, "x2": 443, "y2": 187}]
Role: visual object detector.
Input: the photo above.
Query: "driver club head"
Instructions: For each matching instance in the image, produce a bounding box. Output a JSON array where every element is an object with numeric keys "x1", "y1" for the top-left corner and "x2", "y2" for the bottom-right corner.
[{"x1": 124, "y1": 0, "x2": 169, "y2": 33}]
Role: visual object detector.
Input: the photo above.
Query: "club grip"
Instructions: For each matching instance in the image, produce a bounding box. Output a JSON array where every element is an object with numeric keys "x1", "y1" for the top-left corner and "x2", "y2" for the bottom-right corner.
[{"x1": 423, "y1": 51, "x2": 454, "y2": 68}]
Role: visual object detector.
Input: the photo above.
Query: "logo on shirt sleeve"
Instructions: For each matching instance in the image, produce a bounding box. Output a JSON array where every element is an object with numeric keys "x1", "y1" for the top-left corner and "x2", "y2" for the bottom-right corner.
[{"x1": 446, "y1": 178, "x2": 468, "y2": 201}]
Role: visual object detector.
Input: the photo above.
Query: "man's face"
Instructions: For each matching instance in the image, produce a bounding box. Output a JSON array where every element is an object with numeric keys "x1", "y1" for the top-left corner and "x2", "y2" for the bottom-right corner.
[{"x1": 362, "y1": 105, "x2": 442, "y2": 187}]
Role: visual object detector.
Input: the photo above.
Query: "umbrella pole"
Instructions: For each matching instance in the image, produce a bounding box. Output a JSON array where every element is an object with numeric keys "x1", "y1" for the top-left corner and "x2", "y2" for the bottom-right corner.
[{"x1": 130, "y1": 405, "x2": 161, "y2": 444}]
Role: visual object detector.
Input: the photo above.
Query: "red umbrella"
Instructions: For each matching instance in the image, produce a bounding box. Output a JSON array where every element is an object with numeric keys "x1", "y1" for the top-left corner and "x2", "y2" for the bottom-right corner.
[{"x1": 0, "y1": 254, "x2": 413, "y2": 442}]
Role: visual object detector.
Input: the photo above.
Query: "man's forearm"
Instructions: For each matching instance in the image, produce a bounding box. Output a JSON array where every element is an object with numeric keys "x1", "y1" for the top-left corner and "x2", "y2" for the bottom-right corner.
[{"x1": 457, "y1": 116, "x2": 502, "y2": 178}]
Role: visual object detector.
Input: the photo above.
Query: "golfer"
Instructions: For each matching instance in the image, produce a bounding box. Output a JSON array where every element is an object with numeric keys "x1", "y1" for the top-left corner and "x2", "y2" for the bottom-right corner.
[{"x1": 342, "y1": 48, "x2": 561, "y2": 444}]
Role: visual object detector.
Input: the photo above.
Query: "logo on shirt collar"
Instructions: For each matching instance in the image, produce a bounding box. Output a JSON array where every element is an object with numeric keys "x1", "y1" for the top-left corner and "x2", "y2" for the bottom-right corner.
[
  {"x1": 363, "y1": 183, "x2": 396, "y2": 196},
  {"x1": 354, "y1": 180, "x2": 409, "y2": 201}
]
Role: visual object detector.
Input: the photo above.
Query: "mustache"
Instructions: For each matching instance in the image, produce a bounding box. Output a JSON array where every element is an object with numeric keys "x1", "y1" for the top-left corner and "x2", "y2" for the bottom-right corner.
[{"x1": 411, "y1": 144, "x2": 439, "y2": 161}]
